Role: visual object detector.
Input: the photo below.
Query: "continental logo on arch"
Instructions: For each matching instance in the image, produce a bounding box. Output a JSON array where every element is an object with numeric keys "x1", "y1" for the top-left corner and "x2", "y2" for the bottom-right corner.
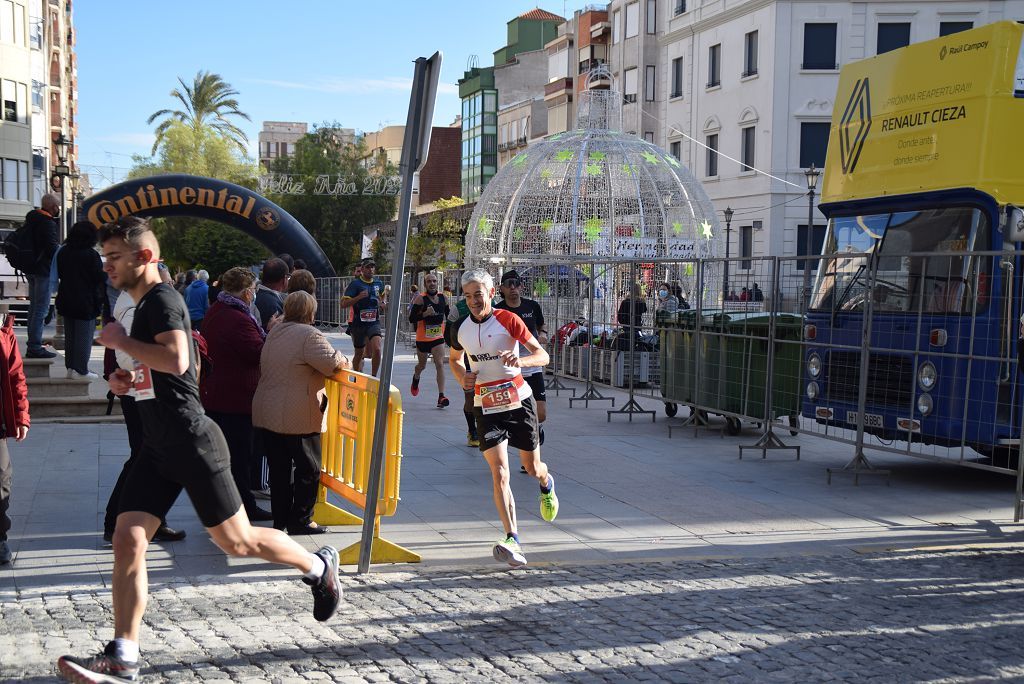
[
  {"x1": 87, "y1": 184, "x2": 257, "y2": 226},
  {"x1": 839, "y1": 77, "x2": 872, "y2": 174}
]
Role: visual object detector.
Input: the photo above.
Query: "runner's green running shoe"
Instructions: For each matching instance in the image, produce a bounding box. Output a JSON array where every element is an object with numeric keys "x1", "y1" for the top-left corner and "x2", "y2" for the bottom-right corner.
[
  {"x1": 539, "y1": 475, "x2": 559, "y2": 522},
  {"x1": 493, "y1": 535, "x2": 527, "y2": 567}
]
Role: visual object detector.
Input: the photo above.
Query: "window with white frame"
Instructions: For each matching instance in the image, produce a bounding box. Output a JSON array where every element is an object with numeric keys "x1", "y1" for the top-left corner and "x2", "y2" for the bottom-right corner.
[
  {"x1": 612, "y1": 9, "x2": 621, "y2": 43},
  {"x1": 741, "y1": 126, "x2": 755, "y2": 171},
  {"x1": 671, "y1": 57, "x2": 683, "y2": 98},
  {"x1": 646, "y1": 0, "x2": 657, "y2": 34},
  {"x1": 625, "y1": 2, "x2": 639, "y2": 38},
  {"x1": 644, "y1": 65, "x2": 656, "y2": 101},
  {"x1": 743, "y1": 31, "x2": 758, "y2": 76},
  {"x1": 624, "y1": 67, "x2": 638, "y2": 103},
  {"x1": 707, "y1": 44, "x2": 721, "y2": 87}
]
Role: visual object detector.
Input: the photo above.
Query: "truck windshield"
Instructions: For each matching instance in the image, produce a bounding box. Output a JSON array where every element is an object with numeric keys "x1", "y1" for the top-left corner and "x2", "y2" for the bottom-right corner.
[{"x1": 809, "y1": 207, "x2": 989, "y2": 314}]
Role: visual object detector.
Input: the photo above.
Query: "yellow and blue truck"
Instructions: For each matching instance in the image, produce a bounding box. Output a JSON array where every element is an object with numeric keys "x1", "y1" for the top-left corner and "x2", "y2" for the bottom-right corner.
[{"x1": 803, "y1": 20, "x2": 1024, "y2": 460}]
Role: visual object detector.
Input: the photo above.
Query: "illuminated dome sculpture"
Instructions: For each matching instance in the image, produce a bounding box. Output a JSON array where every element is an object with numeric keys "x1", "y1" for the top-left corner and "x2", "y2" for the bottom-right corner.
[{"x1": 466, "y1": 73, "x2": 722, "y2": 297}]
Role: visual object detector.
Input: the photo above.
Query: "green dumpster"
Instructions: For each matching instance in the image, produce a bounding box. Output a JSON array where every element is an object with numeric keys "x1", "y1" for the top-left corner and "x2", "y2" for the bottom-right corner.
[{"x1": 658, "y1": 310, "x2": 803, "y2": 430}]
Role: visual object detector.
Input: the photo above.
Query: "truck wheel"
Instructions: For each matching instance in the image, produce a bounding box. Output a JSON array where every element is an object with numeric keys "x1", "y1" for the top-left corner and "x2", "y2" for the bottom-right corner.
[
  {"x1": 665, "y1": 403, "x2": 678, "y2": 417},
  {"x1": 789, "y1": 415, "x2": 799, "y2": 436}
]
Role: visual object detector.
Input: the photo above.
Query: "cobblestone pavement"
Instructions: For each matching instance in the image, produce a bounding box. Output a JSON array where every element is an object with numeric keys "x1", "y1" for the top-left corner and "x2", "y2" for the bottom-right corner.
[{"x1": 4, "y1": 547, "x2": 1024, "y2": 682}]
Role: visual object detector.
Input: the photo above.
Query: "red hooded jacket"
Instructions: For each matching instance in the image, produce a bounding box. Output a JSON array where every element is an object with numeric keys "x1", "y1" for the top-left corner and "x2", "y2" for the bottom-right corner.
[{"x1": 0, "y1": 313, "x2": 29, "y2": 433}]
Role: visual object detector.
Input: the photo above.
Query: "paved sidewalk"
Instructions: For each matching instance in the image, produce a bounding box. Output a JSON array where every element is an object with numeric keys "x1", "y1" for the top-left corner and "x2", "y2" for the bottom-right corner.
[{"x1": 2, "y1": 332, "x2": 1024, "y2": 681}]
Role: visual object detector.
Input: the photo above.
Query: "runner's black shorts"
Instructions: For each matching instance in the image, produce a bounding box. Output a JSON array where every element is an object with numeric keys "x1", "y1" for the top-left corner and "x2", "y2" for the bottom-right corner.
[
  {"x1": 523, "y1": 372, "x2": 546, "y2": 402},
  {"x1": 117, "y1": 416, "x2": 242, "y2": 528},
  {"x1": 350, "y1": 323, "x2": 383, "y2": 348},
  {"x1": 473, "y1": 396, "x2": 540, "y2": 453},
  {"x1": 415, "y1": 338, "x2": 445, "y2": 354}
]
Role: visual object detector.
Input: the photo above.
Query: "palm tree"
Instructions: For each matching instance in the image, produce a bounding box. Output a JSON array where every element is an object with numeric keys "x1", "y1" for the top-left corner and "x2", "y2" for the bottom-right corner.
[{"x1": 146, "y1": 71, "x2": 251, "y2": 155}]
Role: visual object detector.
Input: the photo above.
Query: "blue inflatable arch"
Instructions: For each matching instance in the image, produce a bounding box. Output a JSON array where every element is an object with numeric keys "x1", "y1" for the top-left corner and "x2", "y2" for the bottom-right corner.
[{"x1": 82, "y1": 174, "x2": 336, "y2": 277}]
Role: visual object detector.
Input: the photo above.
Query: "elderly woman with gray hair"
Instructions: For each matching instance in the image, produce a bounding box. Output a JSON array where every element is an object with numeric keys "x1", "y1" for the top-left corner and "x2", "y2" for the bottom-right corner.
[{"x1": 253, "y1": 291, "x2": 350, "y2": 535}]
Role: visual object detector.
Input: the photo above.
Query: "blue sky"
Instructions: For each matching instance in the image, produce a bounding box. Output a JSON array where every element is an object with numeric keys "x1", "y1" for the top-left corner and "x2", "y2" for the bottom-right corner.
[{"x1": 76, "y1": 1, "x2": 571, "y2": 189}]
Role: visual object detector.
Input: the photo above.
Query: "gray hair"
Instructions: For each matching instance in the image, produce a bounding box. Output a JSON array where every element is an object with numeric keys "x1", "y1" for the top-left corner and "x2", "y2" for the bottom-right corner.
[
  {"x1": 461, "y1": 268, "x2": 494, "y2": 291},
  {"x1": 197, "y1": 270, "x2": 209, "y2": 281}
]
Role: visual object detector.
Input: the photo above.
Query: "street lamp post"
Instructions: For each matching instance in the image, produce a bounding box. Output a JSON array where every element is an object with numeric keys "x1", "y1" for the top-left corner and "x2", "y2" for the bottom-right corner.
[
  {"x1": 722, "y1": 206, "x2": 734, "y2": 303},
  {"x1": 802, "y1": 165, "x2": 821, "y2": 309},
  {"x1": 52, "y1": 133, "x2": 72, "y2": 242}
]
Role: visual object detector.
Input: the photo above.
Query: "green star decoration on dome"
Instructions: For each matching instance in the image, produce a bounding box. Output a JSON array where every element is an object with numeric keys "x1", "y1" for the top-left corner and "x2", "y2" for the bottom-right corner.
[
  {"x1": 672, "y1": 221, "x2": 684, "y2": 236},
  {"x1": 622, "y1": 164, "x2": 635, "y2": 175},
  {"x1": 554, "y1": 149, "x2": 573, "y2": 162},
  {"x1": 632, "y1": 226, "x2": 642, "y2": 238},
  {"x1": 540, "y1": 168, "x2": 553, "y2": 179},
  {"x1": 584, "y1": 216, "x2": 602, "y2": 242},
  {"x1": 477, "y1": 217, "x2": 492, "y2": 236},
  {"x1": 540, "y1": 218, "x2": 553, "y2": 232},
  {"x1": 513, "y1": 226, "x2": 525, "y2": 240},
  {"x1": 589, "y1": 151, "x2": 606, "y2": 162},
  {"x1": 700, "y1": 220, "x2": 714, "y2": 240},
  {"x1": 510, "y1": 153, "x2": 528, "y2": 167},
  {"x1": 665, "y1": 155, "x2": 681, "y2": 168},
  {"x1": 641, "y1": 151, "x2": 661, "y2": 165},
  {"x1": 585, "y1": 163, "x2": 602, "y2": 176}
]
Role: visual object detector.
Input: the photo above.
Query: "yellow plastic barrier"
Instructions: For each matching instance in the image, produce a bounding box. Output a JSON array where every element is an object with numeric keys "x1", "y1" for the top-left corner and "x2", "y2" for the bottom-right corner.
[{"x1": 312, "y1": 370, "x2": 420, "y2": 564}]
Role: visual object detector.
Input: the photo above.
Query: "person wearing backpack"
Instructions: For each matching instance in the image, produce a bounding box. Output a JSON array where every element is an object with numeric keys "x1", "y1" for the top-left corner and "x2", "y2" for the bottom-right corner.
[{"x1": 22, "y1": 194, "x2": 61, "y2": 358}]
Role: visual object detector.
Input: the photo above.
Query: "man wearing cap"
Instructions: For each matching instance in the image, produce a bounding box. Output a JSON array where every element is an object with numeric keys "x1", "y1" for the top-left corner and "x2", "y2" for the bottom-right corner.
[
  {"x1": 496, "y1": 270, "x2": 550, "y2": 458},
  {"x1": 341, "y1": 259, "x2": 386, "y2": 376}
]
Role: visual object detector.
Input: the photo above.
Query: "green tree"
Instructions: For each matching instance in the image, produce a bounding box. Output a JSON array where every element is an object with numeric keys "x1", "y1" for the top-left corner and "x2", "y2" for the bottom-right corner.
[
  {"x1": 129, "y1": 120, "x2": 268, "y2": 276},
  {"x1": 406, "y1": 196, "x2": 466, "y2": 278},
  {"x1": 267, "y1": 124, "x2": 398, "y2": 276},
  {"x1": 146, "y1": 70, "x2": 251, "y2": 156}
]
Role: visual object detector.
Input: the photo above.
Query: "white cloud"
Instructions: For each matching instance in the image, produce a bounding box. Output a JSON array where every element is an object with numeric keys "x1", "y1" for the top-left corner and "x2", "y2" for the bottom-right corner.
[{"x1": 248, "y1": 76, "x2": 458, "y2": 96}]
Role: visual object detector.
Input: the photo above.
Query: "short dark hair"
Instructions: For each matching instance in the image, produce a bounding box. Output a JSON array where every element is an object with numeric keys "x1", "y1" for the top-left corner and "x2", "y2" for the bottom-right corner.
[
  {"x1": 67, "y1": 220, "x2": 98, "y2": 248},
  {"x1": 277, "y1": 253, "x2": 295, "y2": 272},
  {"x1": 293, "y1": 258, "x2": 307, "y2": 270},
  {"x1": 261, "y1": 257, "x2": 288, "y2": 284},
  {"x1": 97, "y1": 215, "x2": 152, "y2": 250}
]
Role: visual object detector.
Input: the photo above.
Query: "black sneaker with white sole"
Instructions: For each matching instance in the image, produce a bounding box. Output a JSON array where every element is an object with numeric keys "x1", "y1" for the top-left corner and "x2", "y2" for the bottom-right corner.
[
  {"x1": 57, "y1": 641, "x2": 140, "y2": 683},
  {"x1": 303, "y1": 545, "x2": 342, "y2": 622}
]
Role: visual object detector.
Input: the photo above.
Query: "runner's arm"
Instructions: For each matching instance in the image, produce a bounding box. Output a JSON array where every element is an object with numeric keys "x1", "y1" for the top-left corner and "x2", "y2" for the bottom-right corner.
[
  {"x1": 448, "y1": 347, "x2": 467, "y2": 388},
  {"x1": 101, "y1": 326, "x2": 191, "y2": 375},
  {"x1": 500, "y1": 335, "x2": 549, "y2": 370}
]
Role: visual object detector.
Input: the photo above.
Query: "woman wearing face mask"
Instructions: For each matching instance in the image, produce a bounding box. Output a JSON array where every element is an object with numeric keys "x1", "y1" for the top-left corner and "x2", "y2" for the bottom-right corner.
[{"x1": 655, "y1": 282, "x2": 679, "y2": 313}]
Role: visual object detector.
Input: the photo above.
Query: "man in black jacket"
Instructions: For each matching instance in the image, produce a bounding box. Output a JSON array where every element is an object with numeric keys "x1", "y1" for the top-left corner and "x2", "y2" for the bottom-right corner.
[{"x1": 24, "y1": 194, "x2": 61, "y2": 359}]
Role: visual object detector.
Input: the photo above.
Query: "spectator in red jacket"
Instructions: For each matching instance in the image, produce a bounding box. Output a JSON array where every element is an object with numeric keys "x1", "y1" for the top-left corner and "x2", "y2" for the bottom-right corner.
[
  {"x1": 200, "y1": 267, "x2": 276, "y2": 522},
  {"x1": 0, "y1": 311, "x2": 30, "y2": 564}
]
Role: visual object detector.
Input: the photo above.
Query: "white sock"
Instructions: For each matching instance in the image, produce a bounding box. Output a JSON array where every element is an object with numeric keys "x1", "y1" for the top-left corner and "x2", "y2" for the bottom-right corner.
[
  {"x1": 303, "y1": 553, "x2": 325, "y2": 581},
  {"x1": 112, "y1": 637, "x2": 139, "y2": 663}
]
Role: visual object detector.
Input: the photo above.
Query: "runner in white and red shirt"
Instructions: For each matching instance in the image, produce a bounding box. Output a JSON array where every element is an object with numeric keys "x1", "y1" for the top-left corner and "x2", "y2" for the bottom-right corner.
[{"x1": 448, "y1": 268, "x2": 559, "y2": 567}]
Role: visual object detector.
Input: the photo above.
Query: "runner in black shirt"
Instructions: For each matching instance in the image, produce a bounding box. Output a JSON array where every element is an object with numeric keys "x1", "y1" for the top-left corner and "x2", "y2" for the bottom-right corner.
[
  {"x1": 495, "y1": 270, "x2": 550, "y2": 463},
  {"x1": 57, "y1": 217, "x2": 343, "y2": 684}
]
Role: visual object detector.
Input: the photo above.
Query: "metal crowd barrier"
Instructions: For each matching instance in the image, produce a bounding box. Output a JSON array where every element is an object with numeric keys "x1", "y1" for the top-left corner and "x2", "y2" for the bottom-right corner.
[
  {"x1": 314, "y1": 369, "x2": 419, "y2": 565},
  {"x1": 506, "y1": 252, "x2": 1024, "y2": 520}
]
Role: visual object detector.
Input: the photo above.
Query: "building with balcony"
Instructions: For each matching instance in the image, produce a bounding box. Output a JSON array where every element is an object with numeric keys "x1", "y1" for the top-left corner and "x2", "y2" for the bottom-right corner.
[
  {"x1": 0, "y1": 0, "x2": 77, "y2": 231},
  {"x1": 458, "y1": 8, "x2": 563, "y2": 201},
  {"x1": 654, "y1": 0, "x2": 1024, "y2": 283},
  {"x1": 544, "y1": 5, "x2": 610, "y2": 136},
  {"x1": 258, "y1": 121, "x2": 307, "y2": 169}
]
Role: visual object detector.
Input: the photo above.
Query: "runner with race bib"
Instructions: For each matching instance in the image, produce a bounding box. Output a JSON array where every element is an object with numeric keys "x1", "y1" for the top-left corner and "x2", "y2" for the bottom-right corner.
[
  {"x1": 448, "y1": 269, "x2": 559, "y2": 567},
  {"x1": 340, "y1": 258, "x2": 386, "y2": 376}
]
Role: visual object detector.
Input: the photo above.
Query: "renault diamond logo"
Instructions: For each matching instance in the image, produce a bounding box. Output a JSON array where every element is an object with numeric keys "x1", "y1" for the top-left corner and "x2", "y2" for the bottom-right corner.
[
  {"x1": 839, "y1": 77, "x2": 872, "y2": 174},
  {"x1": 940, "y1": 45, "x2": 948, "y2": 60}
]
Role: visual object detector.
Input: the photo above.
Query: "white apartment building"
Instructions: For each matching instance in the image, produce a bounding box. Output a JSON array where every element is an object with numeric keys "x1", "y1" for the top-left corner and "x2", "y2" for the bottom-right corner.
[{"x1": 604, "y1": 0, "x2": 1024, "y2": 275}]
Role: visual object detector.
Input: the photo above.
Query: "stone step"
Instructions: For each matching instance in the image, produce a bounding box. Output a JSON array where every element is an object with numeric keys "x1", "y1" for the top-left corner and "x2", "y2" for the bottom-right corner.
[
  {"x1": 23, "y1": 357, "x2": 57, "y2": 379},
  {"x1": 26, "y1": 376, "x2": 92, "y2": 398},
  {"x1": 29, "y1": 396, "x2": 121, "y2": 419}
]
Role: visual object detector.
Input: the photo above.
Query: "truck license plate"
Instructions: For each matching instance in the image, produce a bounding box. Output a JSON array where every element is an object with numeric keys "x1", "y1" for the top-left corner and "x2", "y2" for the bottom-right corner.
[{"x1": 846, "y1": 411, "x2": 883, "y2": 428}]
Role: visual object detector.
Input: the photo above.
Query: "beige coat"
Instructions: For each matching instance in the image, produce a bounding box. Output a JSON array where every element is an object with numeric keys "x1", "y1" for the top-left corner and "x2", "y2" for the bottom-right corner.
[{"x1": 252, "y1": 321, "x2": 345, "y2": 435}]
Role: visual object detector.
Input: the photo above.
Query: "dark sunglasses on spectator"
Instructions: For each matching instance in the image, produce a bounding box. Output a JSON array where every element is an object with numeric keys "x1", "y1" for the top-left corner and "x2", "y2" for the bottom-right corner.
[{"x1": 503, "y1": 278, "x2": 522, "y2": 287}]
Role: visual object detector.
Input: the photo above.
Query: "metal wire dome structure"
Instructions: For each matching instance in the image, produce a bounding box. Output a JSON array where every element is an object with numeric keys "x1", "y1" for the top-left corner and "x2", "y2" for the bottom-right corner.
[{"x1": 466, "y1": 79, "x2": 722, "y2": 293}]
